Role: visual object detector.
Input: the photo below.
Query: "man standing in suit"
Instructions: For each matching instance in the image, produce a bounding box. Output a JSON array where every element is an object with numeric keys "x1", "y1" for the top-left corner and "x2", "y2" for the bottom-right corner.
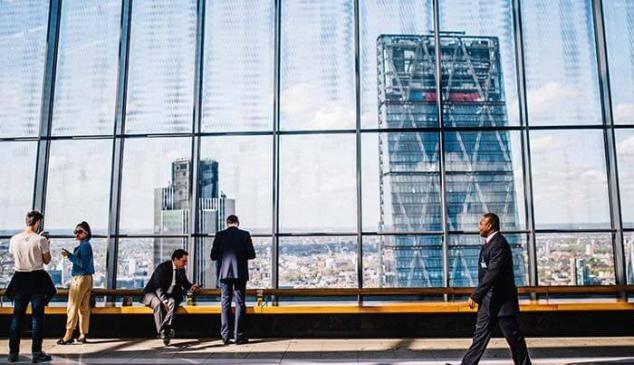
[
  {"x1": 142, "y1": 249, "x2": 200, "y2": 345},
  {"x1": 211, "y1": 215, "x2": 256, "y2": 345},
  {"x1": 450, "y1": 213, "x2": 532, "y2": 365}
]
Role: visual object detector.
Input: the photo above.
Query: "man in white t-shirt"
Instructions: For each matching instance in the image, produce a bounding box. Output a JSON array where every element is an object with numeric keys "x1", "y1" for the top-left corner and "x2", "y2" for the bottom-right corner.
[{"x1": 7, "y1": 211, "x2": 53, "y2": 363}]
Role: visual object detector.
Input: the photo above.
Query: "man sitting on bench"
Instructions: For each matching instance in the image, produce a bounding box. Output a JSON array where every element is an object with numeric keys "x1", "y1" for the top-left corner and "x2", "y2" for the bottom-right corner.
[{"x1": 142, "y1": 249, "x2": 200, "y2": 345}]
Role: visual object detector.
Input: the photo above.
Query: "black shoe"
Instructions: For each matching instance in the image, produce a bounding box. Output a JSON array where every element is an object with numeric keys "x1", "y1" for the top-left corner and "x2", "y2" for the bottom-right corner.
[
  {"x1": 222, "y1": 338, "x2": 231, "y2": 346},
  {"x1": 8, "y1": 353, "x2": 19, "y2": 363},
  {"x1": 76, "y1": 336, "x2": 87, "y2": 344},
  {"x1": 235, "y1": 338, "x2": 249, "y2": 345},
  {"x1": 56, "y1": 337, "x2": 74, "y2": 345},
  {"x1": 32, "y1": 351, "x2": 52, "y2": 363},
  {"x1": 160, "y1": 330, "x2": 170, "y2": 346}
]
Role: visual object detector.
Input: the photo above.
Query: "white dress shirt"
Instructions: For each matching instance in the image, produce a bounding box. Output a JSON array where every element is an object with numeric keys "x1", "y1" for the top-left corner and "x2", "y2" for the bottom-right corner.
[
  {"x1": 166, "y1": 262, "x2": 177, "y2": 295},
  {"x1": 485, "y1": 231, "x2": 499, "y2": 244}
]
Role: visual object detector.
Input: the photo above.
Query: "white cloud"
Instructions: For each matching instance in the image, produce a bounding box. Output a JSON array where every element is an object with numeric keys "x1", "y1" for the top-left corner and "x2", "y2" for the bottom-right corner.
[
  {"x1": 281, "y1": 83, "x2": 354, "y2": 129},
  {"x1": 614, "y1": 103, "x2": 634, "y2": 125},
  {"x1": 617, "y1": 134, "x2": 634, "y2": 155},
  {"x1": 529, "y1": 135, "x2": 555, "y2": 154},
  {"x1": 526, "y1": 82, "x2": 580, "y2": 119}
]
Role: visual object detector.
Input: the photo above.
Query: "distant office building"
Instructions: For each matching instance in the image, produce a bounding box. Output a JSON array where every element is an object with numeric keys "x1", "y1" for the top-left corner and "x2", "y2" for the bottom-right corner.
[
  {"x1": 377, "y1": 34, "x2": 524, "y2": 287},
  {"x1": 574, "y1": 258, "x2": 591, "y2": 286},
  {"x1": 154, "y1": 159, "x2": 235, "y2": 287}
]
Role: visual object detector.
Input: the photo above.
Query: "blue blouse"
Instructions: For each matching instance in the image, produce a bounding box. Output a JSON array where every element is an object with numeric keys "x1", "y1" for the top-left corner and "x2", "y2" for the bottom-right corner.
[{"x1": 68, "y1": 239, "x2": 95, "y2": 276}]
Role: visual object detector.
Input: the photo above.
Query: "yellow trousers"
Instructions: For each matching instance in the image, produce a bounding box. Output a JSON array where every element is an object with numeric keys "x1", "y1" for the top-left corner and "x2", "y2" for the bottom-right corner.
[{"x1": 64, "y1": 275, "x2": 92, "y2": 340}]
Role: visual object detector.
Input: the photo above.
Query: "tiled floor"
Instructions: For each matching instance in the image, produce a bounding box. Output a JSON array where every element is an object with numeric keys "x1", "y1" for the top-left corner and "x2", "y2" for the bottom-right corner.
[{"x1": 1, "y1": 337, "x2": 633, "y2": 364}]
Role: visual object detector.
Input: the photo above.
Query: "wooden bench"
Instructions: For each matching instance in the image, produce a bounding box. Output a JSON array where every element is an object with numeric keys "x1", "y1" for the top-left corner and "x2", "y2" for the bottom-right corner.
[{"x1": 0, "y1": 286, "x2": 632, "y2": 315}]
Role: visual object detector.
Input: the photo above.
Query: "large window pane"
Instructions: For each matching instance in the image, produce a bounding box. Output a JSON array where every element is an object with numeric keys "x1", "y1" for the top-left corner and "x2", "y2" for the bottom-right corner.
[
  {"x1": 521, "y1": 0, "x2": 602, "y2": 126},
  {"x1": 45, "y1": 139, "x2": 112, "y2": 234},
  {"x1": 48, "y1": 238, "x2": 107, "y2": 288},
  {"x1": 200, "y1": 237, "x2": 271, "y2": 289},
  {"x1": 125, "y1": 0, "x2": 196, "y2": 134},
  {"x1": 201, "y1": 0, "x2": 274, "y2": 132},
  {"x1": 439, "y1": 0, "x2": 520, "y2": 126},
  {"x1": 51, "y1": 0, "x2": 120, "y2": 136},
  {"x1": 360, "y1": 0, "x2": 433, "y2": 129},
  {"x1": 362, "y1": 132, "x2": 441, "y2": 233},
  {"x1": 0, "y1": 0, "x2": 48, "y2": 137},
  {"x1": 280, "y1": 134, "x2": 356, "y2": 233},
  {"x1": 199, "y1": 136, "x2": 272, "y2": 235},
  {"x1": 0, "y1": 142, "x2": 37, "y2": 233},
  {"x1": 616, "y1": 130, "x2": 634, "y2": 229},
  {"x1": 117, "y1": 237, "x2": 187, "y2": 289},
  {"x1": 363, "y1": 234, "x2": 443, "y2": 288},
  {"x1": 280, "y1": 0, "x2": 355, "y2": 130},
  {"x1": 537, "y1": 233, "x2": 615, "y2": 286},
  {"x1": 279, "y1": 236, "x2": 356, "y2": 288},
  {"x1": 530, "y1": 130, "x2": 610, "y2": 229},
  {"x1": 119, "y1": 137, "x2": 192, "y2": 234},
  {"x1": 449, "y1": 234, "x2": 527, "y2": 287},
  {"x1": 603, "y1": 0, "x2": 634, "y2": 125},
  {"x1": 445, "y1": 131, "x2": 525, "y2": 231}
]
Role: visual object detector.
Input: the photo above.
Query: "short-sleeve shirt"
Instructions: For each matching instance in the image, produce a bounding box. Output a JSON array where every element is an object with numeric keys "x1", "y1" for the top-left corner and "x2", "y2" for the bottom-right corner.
[{"x1": 9, "y1": 232, "x2": 50, "y2": 272}]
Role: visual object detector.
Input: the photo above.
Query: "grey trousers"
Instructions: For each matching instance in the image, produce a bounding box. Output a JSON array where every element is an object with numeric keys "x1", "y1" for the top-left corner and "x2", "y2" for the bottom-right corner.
[{"x1": 142, "y1": 293, "x2": 176, "y2": 336}]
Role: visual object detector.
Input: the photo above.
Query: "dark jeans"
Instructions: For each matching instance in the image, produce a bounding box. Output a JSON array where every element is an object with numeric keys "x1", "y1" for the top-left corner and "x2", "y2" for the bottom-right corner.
[
  {"x1": 9, "y1": 292, "x2": 46, "y2": 354},
  {"x1": 219, "y1": 279, "x2": 247, "y2": 341},
  {"x1": 462, "y1": 307, "x2": 531, "y2": 365}
]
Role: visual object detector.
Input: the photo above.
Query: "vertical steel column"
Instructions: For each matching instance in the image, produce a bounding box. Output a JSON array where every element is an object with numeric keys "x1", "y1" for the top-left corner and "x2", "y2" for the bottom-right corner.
[
  {"x1": 189, "y1": 0, "x2": 206, "y2": 284},
  {"x1": 353, "y1": 0, "x2": 363, "y2": 302},
  {"x1": 106, "y1": 0, "x2": 133, "y2": 291},
  {"x1": 512, "y1": 0, "x2": 538, "y2": 289},
  {"x1": 32, "y1": 0, "x2": 62, "y2": 216},
  {"x1": 592, "y1": 0, "x2": 626, "y2": 292},
  {"x1": 271, "y1": 0, "x2": 282, "y2": 293},
  {"x1": 432, "y1": 0, "x2": 450, "y2": 290}
]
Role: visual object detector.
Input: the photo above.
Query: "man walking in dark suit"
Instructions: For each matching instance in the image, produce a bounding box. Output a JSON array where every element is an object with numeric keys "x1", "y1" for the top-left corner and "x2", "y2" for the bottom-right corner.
[
  {"x1": 142, "y1": 249, "x2": 200, "y2": 345},
  {"x1": 449, "y1": 213, "x2": 531, "y2": 365},
  {"x1": 211, "y1": 215, "x2": 256, "y2": 345}
]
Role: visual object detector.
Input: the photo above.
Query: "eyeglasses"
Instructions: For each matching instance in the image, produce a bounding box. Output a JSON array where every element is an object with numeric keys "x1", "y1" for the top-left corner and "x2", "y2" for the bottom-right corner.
[{"x1": 73, "y1": 230, "x2": 86, "y2": 235}]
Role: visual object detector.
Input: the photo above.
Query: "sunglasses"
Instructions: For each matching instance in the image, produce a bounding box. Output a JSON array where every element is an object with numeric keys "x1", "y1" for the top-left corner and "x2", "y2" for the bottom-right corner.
[{"x1": 74, "y1": 229, "x2": 87, "y2": 235}]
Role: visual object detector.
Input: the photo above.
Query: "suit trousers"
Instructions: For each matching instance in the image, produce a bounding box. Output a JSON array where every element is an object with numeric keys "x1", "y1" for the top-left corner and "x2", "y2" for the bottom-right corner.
[
  {"x1": 462, "y1": 307, "x2": 531, "y2": 365},
  {"x1": 143, "y1": 293, "x2": 176, "y2": 335},
  {"x1": 64, "y1": 275, "x2": 93, "y2": 339},
  {"x1": 219, "y1": 279, "x2": 247, "y2": 341}
]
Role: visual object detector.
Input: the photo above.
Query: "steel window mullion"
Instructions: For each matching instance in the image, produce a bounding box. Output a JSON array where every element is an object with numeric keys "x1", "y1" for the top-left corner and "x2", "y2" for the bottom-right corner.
[
  {"x1": 432, "y1": 0, "x2": 450, "y2": 290},
  {"x1": 33, "y1": 0, "x2": 62, "y2": 216},
  {"x1": 353, "y1": 0, "x2": 363, "y2": 296},
  {"x1": 189, "y1": 0, "x2": 206, "y2": 285},
  {"x1": 592, "y1": 0, "x2": 626, "y2": 288},
  {"x1": 512, "y1": 0, "x2": 538, "y2": 288},
  {"x1": 271, "y1": 0, "x2": 282, "y2": 291},
  {"x1": 106, "y1": 0, "x2": 132, "y2": 291}
]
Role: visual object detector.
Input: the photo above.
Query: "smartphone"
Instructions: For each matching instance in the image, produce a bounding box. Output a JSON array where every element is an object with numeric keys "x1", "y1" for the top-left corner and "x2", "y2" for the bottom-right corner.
[{"x1": 40, "y1": 231, "x2": 49, "y2": 239}]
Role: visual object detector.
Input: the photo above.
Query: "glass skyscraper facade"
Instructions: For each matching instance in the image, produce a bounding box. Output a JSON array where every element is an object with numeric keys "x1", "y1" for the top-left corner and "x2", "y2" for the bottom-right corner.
[
  {"x1": 377, "y1": 34, "x2": 524, "y2": 287},
  {"x1": 0, "y1": 0, "x2": 633, "y2": 292}
]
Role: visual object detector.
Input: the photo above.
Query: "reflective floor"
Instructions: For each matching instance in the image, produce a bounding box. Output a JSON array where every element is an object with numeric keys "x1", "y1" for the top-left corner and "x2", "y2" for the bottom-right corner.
[{"x1": 1, "y1": 337, "x2": 633, "y2": 364}]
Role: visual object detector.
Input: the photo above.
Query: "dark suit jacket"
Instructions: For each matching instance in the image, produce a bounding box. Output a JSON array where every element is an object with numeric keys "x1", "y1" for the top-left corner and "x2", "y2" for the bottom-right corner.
[
  {"x1": 470, "y1": 232, "x2": 520, "y2": 317},
  {"x1": 142, "y1": 260, "x2": 193, "y2": 305},
  {"x1": 210, "y1": 226, "x2": 256, "y2": 282}
]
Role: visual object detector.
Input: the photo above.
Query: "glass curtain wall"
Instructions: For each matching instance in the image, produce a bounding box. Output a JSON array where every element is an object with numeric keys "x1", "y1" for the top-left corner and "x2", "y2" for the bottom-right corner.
[{"x1": 0, "y1": 0, "x2": 629, "y2": 291}]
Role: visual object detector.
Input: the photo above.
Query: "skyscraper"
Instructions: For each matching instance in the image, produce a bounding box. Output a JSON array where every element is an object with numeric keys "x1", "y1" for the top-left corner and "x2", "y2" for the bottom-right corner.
[
  {"x1": 154, "y1": 159, "x2": 235, "y2": 287},
  {"x1": 377, "y1": 34, "x2": 524, "y2": 287}
]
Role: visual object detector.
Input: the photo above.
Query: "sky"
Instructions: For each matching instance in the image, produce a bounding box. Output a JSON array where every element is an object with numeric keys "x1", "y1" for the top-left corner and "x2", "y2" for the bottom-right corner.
[{"x1": 1, "y1": 0, "x2": 633, "y2": 235}]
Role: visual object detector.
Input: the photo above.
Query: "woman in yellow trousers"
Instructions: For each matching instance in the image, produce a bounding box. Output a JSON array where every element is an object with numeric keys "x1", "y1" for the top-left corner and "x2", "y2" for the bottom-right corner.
[{"x1": 57, "y1": 222, "x2": 94, "y2": 345}]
